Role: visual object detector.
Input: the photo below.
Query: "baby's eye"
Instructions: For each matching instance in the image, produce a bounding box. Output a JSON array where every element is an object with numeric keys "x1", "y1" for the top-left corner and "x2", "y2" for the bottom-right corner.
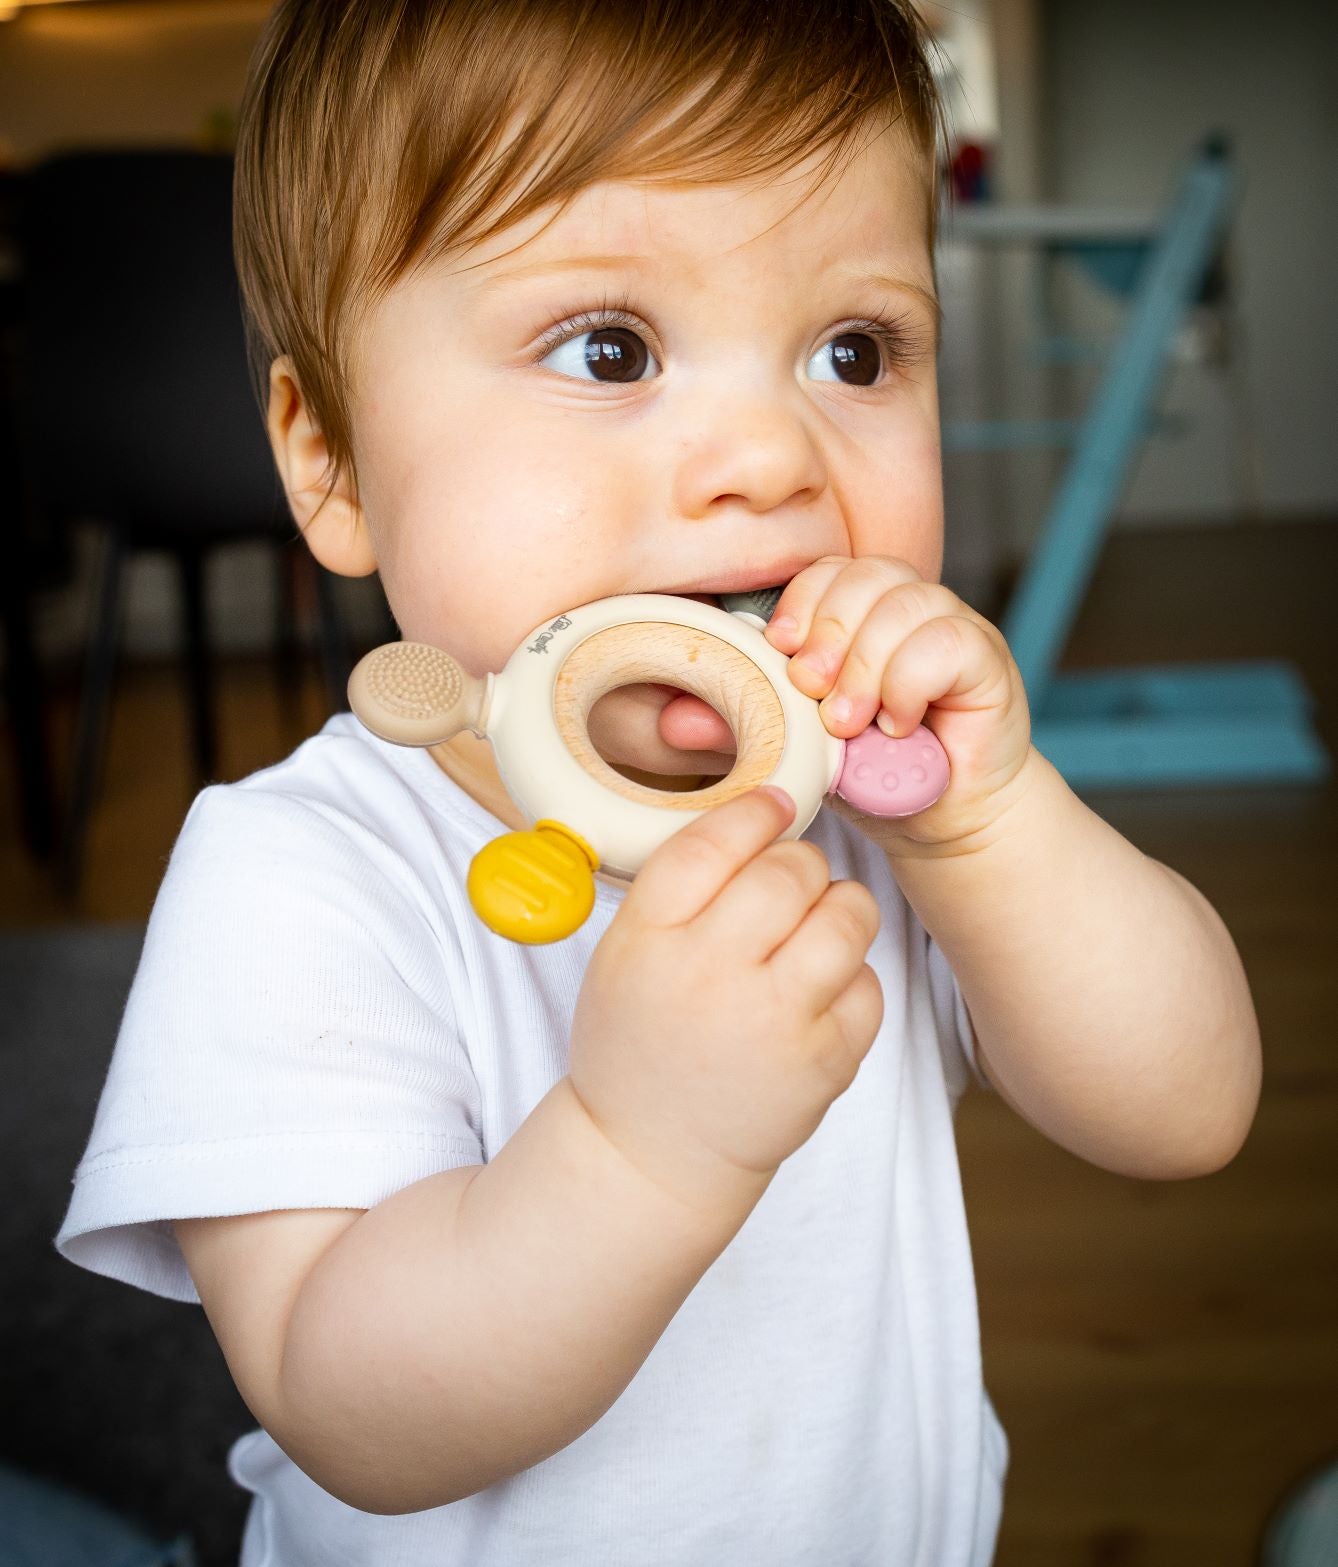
[
  {"x1": 539, "y1": 325, "x2": 659, "y2": 384},
  {"x1": 806, "y1": 331, "x2": 885, "y2": 387}
]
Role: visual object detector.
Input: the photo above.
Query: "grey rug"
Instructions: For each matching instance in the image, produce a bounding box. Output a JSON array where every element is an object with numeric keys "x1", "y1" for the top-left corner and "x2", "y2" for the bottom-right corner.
[{"x1": 1, "y1": 926, "x2": 250, "y2": 1566}]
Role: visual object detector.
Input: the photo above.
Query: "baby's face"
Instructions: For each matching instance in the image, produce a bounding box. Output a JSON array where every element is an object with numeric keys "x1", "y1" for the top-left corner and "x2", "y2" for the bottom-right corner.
[{"x1": 348, "y1": 129, "x2": 942, "y2": 782}]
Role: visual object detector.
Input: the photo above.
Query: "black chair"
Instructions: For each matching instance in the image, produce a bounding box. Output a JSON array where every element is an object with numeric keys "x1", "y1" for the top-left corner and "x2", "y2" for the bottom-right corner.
[{"x1": 11, "y1": 149, "x2": 350, "y2": 891}]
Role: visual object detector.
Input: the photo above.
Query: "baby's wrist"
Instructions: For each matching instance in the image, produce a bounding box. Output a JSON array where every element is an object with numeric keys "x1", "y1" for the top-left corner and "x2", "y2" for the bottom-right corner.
[
  {"x1": 559, "y1": 1076, "x2": 773, "y2": 1237},
  {"x1": 876, "y1": 743, "x2": 1053, "y2": 864}
]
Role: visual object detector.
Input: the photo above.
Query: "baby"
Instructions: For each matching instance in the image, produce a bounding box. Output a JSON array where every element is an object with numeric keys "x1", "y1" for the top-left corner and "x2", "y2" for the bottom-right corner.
[{"x1": 57, "y1": 1, "x2": 1262, "y2": 1562}]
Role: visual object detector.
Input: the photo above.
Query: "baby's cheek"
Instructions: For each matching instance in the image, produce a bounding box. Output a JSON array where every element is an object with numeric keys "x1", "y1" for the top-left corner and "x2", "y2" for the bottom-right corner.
[
  {"x1": 372, "y1": 535, "x2": 511, "y2": 674},
  {"x1": 853, "y1": 435, "x2": 944, "y2": 579}
]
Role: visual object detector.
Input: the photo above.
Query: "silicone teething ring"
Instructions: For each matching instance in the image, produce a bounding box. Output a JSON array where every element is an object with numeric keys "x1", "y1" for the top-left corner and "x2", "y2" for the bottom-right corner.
[
  {"x1": 348, "y1": 591, "x2": 950, "y2": 942},
  {"x1": 485, "y1": 595, "x2": 842, "y2": 878}
]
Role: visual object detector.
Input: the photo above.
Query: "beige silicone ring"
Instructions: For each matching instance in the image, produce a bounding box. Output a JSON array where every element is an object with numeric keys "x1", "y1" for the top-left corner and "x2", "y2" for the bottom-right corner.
[{"x1": 487, "y1": 595, "x2": 843, "y2": 878}]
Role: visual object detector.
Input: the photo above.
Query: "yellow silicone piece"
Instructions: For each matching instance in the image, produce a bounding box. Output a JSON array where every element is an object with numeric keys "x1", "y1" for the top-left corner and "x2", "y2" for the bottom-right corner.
[{"x1": 466, "y1": 820, "x2": 600, "y2": 944}]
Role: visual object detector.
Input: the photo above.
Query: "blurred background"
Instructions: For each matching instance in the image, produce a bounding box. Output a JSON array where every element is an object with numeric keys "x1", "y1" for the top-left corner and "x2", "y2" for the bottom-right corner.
[{"x1": 0, "y1": 0, "x2": 1334, "y2": 1563}]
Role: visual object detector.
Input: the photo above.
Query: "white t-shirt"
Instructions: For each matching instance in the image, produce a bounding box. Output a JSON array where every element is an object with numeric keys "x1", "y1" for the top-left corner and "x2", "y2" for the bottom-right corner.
[{"x1": 57, "y1": 713, "x2": 1008, "y2": 1566}]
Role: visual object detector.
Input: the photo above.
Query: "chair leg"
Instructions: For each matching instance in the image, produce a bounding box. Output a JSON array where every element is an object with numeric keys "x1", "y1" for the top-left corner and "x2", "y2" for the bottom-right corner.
[
  {"x1": 57, "y1": 527, "x2": 127, "y2": 896},
  {"x1": 177, "y1": 544, "x2": 216, "y2": 781}
]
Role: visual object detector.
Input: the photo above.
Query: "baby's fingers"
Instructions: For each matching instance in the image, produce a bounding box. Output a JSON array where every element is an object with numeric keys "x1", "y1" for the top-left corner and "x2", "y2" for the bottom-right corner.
[
  {"x1": 874, "y1": 614, "x2": 1007, "y2": 738},
  {"x1": 695, "y1": 837, "x2": 833, "y2": 962},
  {"x1": 625, "y1": 786, "x2": 796, "y2": 929},
  {"x1": 811, "y1": 581, "x2": 964, "y2": 738},
  {"x1": 770, "y1": 878, "x2": 882, "y2": 1018},
  {"x1": 768, "y1": 556, "x2": 922, "y2": 680},
  {"x1": 820, "y1": 964, "x2": 886, "y2": 1081}
]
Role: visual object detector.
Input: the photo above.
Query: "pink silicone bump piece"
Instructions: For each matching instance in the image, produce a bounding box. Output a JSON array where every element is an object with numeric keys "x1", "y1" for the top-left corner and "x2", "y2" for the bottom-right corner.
[{"x1": 833, "y1": 722, "x2": 950, "y2": 817}]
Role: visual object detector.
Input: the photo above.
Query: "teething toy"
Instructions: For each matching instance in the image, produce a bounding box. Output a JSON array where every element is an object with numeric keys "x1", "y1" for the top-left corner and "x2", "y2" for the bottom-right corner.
[{"x1": 348, "y1": 592, "x2": 949, "y2": 944}]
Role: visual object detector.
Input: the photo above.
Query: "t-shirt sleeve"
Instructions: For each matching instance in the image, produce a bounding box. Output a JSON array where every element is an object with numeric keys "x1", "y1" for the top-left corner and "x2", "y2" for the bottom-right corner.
[{"x1": 55, "y1": 782, "x2": 485, "y2": 1304}]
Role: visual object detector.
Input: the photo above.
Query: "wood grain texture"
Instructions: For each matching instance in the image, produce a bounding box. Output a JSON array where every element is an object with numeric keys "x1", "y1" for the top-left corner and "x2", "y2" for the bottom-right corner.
[{"x1": 553, "y1": 621, "x2": 785, "y2": 808}]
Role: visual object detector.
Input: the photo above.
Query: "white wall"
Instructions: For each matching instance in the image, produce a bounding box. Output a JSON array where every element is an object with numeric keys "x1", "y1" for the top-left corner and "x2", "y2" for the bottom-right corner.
[
  {"x1": 930, "y1": 0, "x2": 1059, "y2": 599},
  {"x1": 1041, "y1": 0, "x2": 1338, "y2": 522}
]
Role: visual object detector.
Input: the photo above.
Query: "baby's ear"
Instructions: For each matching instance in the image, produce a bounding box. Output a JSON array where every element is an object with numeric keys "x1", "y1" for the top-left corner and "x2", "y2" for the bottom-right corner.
[{"x1": 266, "y1": 356, "x2": 377, "y2": 578}]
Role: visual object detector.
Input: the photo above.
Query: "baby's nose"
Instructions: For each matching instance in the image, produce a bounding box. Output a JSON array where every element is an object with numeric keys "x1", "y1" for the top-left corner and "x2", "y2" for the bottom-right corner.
[{"x1": 672, "y1": 394, "x2": 826, "y2": 520}]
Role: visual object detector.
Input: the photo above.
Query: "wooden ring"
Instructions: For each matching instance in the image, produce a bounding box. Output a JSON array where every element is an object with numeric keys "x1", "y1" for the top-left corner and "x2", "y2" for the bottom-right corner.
[{"x1": 554, "y1": 621, "x2": 786, "y2": 810}]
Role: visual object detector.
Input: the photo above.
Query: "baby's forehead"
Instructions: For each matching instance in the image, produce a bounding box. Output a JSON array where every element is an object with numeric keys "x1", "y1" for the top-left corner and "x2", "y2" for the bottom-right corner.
[{"x1": 461, "y1": 137, "x2": 932, "y2": 288}]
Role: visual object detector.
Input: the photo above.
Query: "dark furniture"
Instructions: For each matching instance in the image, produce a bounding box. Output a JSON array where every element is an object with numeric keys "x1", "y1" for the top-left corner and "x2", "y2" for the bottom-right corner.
[
  {"x1": 1, "y1": 926, "x2": 251, "y2": 1566},
  {"x1": 8, "y1": 149, "x2": 349, "y2": 890}
]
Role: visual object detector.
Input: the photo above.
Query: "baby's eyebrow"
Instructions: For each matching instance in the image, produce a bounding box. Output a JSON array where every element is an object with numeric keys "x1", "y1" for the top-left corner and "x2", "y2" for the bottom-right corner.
[
  {"x1": 472, "y1": 252, "x2": 941, "y2": 335},
  {"x1": 474, "y1": 254, "x2": 653, "y2": 291}
]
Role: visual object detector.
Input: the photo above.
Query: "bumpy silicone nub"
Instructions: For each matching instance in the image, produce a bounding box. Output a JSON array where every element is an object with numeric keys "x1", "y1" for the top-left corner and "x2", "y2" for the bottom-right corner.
[
  {"x1": 466, "y1": 819, "x2": 600, "y2": 944},
  {"x1": 347, "y1": 641, "x2": 488, "y2": 746},
  {"x1": 834, "y1": 722, "x2": 950, "y2": 816}
]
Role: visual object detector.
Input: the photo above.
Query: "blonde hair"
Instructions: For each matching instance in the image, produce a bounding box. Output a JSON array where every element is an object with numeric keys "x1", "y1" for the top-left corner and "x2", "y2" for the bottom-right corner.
[{"x1": 234, "y1": 0, "x2": 943, "y2": 501}]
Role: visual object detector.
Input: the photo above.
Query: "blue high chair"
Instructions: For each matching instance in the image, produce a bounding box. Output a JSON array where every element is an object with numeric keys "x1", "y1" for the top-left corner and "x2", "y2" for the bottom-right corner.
[{"x1": 942, "y1": 138, "x2": 1329, "y2": 791}]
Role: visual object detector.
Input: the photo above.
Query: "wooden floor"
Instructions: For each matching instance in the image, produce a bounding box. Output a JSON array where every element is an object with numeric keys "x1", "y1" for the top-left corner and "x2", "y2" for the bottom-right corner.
[{"x1": 4, "y1": 519, "x2": 1336, "y2": 1565}]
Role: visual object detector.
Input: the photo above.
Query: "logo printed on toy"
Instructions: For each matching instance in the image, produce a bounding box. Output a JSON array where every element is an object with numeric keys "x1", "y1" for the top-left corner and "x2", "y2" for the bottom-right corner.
[{"x1": 526, "y1": 615, "x2": 574, "y2": 655}]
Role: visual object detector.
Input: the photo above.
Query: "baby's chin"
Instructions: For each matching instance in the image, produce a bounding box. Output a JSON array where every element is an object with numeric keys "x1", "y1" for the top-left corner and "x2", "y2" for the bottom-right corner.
[{"x1": 586, "y1": 683, "x2": 738, "y2": 788}]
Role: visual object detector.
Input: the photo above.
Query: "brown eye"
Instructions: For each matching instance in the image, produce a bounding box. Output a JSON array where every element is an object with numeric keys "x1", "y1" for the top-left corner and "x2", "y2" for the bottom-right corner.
[
  {"x1": 822, "y1": 331, "x2": 881, "y2": 387},
  {"x1": 582, "y1": 327, "x2": 651, "y2": 382},
  {"x1": 541, "y1": 322, "x2": 658, "y2": 383}
]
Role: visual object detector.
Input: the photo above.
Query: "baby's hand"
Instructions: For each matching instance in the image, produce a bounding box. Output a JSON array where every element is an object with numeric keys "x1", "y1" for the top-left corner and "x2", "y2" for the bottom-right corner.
[
  {"x1": 569, "y1": 787, "x2": 883, "y2": 1216},
  {"x1": 766, "y1": 556, "x2": 1034, "y2": 850}
]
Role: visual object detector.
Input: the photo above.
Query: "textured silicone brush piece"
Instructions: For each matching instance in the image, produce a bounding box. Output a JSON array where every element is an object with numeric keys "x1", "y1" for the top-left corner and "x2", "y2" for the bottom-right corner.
[{"x1": 347, "y1": 641, "x2": 487, "y2": 746}]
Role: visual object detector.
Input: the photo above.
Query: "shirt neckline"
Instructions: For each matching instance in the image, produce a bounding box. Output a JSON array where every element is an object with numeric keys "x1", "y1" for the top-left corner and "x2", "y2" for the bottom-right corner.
[{"x1": 330, "y1": 712, "x2": 630, "y2": 907}]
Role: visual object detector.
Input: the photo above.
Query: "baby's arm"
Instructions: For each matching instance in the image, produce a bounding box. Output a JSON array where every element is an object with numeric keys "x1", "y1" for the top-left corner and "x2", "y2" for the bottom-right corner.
[
  {"x1": 766, "y1": 557, "x2": 1261, "y2": 1178},
  {"x1": 888, "y1": 748, "x2": 1261, "y2": 1178},
  {"x1": 176, "y1": 1080, "x2": 756, "y2": 1514},
  {"x1": 177, "y1": 787, "x2": 883, "y2": 1515}
]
